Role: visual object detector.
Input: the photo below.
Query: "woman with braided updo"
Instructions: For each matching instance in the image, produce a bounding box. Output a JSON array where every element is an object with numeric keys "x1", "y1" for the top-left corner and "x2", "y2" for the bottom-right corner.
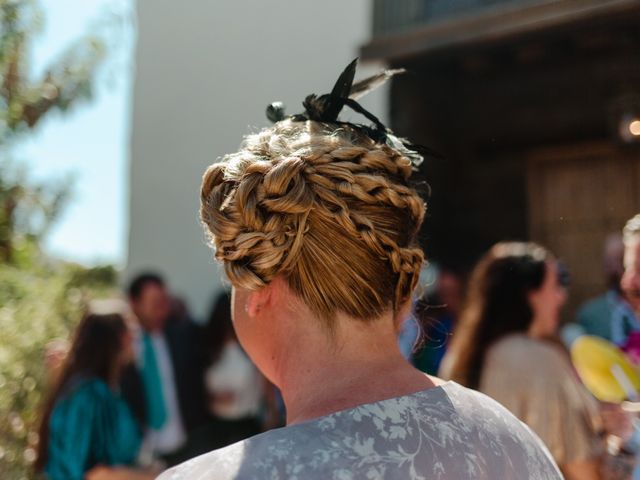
[{"x1": 160, "y1": 61, "x2": 562, "y2": 480}]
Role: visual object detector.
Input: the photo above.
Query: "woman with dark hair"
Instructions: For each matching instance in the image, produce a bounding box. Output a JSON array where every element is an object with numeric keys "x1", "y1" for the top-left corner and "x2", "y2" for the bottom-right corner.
[
  {"x1": 36, "y1": 306, "x2": 158, "y2": 480},
  {"x1": 440, "y1": 242, "x2": 603, "y2": 480}
]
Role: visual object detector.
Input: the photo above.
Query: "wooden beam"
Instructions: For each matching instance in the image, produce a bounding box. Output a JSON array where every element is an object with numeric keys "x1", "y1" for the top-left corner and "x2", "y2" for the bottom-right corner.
[{"x1": 361, "y1": 0, "x2": 640, "y2": 62}]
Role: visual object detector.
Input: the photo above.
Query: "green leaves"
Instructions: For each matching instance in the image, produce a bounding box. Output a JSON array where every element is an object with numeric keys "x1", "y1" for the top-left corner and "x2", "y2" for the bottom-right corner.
[
  {"x1": 0, "y1": 2, "x2": 117, "y2": 477},
  {"x1": 0, "y1": 0, "x2": 106, "y2": 142},
  {"x1": 0, "y1": 259, "x2": 118, "y2": 479},
  {"x1": 0, "y1": 0, "x2": 109, "y2": 263}
]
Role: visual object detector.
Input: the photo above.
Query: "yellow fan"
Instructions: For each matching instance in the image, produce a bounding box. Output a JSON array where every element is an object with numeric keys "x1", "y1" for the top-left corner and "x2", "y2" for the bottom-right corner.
[{"x1": 571, "y1": 335, "x2": 640, "y2": 403}]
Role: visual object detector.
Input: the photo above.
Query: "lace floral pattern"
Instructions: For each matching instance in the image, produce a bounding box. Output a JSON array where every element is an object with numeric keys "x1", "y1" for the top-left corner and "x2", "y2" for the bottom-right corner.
[{"x1": 160, "y1": 382, "x2": 562, "y2": 480}]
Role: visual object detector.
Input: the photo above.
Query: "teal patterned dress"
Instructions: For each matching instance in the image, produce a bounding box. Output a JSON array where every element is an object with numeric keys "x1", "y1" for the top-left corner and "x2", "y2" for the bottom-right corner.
[{"x1": 45, "y1": 376, "x2": 142, "y2": 480}]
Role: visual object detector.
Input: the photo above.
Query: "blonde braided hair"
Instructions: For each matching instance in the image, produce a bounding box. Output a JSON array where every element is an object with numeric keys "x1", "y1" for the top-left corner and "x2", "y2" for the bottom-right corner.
[{"x1": 200, "y1": 119, "x2": 426, "y2": 323}]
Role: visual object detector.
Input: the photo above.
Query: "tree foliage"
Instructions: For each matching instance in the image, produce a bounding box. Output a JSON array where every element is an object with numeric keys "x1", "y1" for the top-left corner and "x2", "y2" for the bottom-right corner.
[
  {"x1": 1, "y1": 0, "x2": 106, "y2": 142},
  {"x1": 0, "y1": 1, "x2": 117, "y2": 478},
  {"x1": 0, "y1": 260, "x2": 118, "y2": 479},
  {"x1": 0, "y1": 0, "x2": 107, "y2": 263}
]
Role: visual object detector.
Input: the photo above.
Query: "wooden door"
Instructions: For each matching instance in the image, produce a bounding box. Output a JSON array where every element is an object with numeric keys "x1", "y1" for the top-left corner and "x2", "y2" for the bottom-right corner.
[{"x1": 527, "y1": 142, "x2": 640, "y2": 319}]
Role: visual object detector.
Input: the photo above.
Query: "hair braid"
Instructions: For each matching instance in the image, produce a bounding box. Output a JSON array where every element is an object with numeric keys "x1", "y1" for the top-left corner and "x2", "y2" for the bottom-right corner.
[{"x1": 200, "y1": 119, "x2": 427, "y2": 321}]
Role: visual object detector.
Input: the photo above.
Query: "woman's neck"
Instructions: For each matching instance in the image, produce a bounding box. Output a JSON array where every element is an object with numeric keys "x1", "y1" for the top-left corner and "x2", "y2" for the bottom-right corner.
[
  {"x1": 274, "y1": 311, "x2": 440, "y2": 425},
  {"x1": 527, "y1": 317, "x2": 550, "y2": 339}
]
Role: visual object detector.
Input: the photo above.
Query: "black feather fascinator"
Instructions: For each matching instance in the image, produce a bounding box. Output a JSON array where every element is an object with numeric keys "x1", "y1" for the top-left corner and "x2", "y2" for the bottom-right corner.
[{"x1": 265, "y1": 58, "x2": 441, "y2": 169}]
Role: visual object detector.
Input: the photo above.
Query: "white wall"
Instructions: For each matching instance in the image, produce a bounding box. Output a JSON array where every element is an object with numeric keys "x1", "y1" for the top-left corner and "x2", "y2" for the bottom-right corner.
[{"x1": 128, "y1": 0, "x2": 387, "y2": 319}]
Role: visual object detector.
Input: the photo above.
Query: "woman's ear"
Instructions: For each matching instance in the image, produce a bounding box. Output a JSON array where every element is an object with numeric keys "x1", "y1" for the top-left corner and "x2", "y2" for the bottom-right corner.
[
  {"x1": 245, "y1": 283, "x2": 274, "y2": 318},
  {"x1": 244, "y1": 291, "x2": 260, "y2": 318}
]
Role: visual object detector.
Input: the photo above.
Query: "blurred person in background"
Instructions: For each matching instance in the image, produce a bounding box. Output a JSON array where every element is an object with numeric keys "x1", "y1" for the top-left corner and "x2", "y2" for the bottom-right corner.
[
  {"x1": 120, "y1": 273, "x2": 208, "y2": 466},
  {"x1": 619, "y1": 214, "x2": 640, "y2": 367},
  {"x1": 440, "y1": 242, "x2": 609, "y2": 480},
  {"x1": 411, "y1": 264, "x2": 464, "y2": 375},
  {"x1": 197, "y1": 292, "x2": 281, "y2": 450},
  {"x1": 622, "y1": 215, "x2": 640, "y2": 317},
  {"x1": 43, "y1": 338, "x2": 70, "y2": 386},
  {"x1": 621, "y1": 214, "x2": 640, "y2": 480},
  {"x1": 574, "y1": 234, "x2": 640, "y2": 345},
  {"x1": 35, "y1": 304, "x2": 158, "y2": 480}
]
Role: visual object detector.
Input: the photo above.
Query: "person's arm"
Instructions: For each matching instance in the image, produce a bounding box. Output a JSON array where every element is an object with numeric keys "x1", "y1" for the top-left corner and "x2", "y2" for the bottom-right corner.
[
  {"x1": 600, "y1": 402, "x2": 634, "y2": 445},
  {"x1": 85, "y1": 466, "x2": 160, "y2": 480},
  {"x1": 45, "y1": 389, "x2": 96, "y2": 480},
  {"x1": 561, "y1": 459, "x2": 601, "y2": 480}
]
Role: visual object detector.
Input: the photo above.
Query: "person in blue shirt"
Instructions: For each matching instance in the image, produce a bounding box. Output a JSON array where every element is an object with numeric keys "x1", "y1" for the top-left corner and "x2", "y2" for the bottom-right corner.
[
  {"x1": 36, "y1": 306, "x2": 158, "y2": 480},
  {"x1": 574, "y1": 233, "x2": 640, "y2": 345}
]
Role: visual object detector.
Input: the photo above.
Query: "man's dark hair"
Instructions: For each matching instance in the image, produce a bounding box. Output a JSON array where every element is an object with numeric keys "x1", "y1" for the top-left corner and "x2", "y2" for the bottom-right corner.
[{"x1": 127, "y1": 272, "x2": 165, "y2": 300}]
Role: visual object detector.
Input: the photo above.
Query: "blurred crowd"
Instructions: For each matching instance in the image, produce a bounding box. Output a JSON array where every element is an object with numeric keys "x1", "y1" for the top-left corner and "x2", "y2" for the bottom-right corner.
[
  {"x1": 36, "y1": 274, "x2": 283, "y2": 479},
  {"x1": 35, "y1": 213, "x2": 640, "y2": 480},
  {"x1": 407, "y1": 214, "x2": 640, "y2": 480}
]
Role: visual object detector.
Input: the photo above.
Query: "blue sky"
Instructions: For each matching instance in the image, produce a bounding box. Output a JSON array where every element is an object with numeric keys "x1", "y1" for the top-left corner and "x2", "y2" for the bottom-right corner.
[{"x1": 14, "y1": 0, "x2": 133, "y2": 267}]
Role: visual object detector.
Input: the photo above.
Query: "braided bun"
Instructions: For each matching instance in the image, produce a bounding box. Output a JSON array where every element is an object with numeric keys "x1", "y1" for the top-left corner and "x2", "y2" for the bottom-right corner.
[{"x1": 200, "y1": 120, "x2": 426, "y2": 323}]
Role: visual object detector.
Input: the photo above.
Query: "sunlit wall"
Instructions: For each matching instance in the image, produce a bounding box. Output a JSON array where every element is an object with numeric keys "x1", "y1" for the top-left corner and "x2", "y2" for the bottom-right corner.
[{"x1": 128, "y1": 0, "x2": 387, "y2": 319}]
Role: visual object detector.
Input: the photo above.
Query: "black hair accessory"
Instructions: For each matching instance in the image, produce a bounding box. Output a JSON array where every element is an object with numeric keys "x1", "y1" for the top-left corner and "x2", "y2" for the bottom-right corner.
[{"x1": 266, "y1": 58, "x2": 442, "y2": 169}]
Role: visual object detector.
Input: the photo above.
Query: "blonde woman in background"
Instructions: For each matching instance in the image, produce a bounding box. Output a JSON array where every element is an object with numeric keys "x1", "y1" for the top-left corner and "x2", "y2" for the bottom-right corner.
[{"x1": 161, "y1": 61, "x2": 562, "y2": 480}]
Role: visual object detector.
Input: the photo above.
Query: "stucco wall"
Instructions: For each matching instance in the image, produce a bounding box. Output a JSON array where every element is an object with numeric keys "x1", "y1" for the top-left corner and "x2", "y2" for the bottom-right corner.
[{"x1": 128, "y1": 0, "x2": 387, "y2": 319}]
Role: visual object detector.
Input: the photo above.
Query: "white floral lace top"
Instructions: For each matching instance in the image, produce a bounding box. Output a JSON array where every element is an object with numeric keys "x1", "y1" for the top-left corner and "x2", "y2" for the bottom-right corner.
[{"x1": 159, "y1": 382, "x2": 562, "y2": 480}]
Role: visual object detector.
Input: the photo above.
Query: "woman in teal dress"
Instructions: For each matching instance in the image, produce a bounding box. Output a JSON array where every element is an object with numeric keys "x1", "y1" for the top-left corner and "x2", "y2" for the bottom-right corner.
[{"x1": 36, "y1": 309, "x2": 157, "y2": 480}]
